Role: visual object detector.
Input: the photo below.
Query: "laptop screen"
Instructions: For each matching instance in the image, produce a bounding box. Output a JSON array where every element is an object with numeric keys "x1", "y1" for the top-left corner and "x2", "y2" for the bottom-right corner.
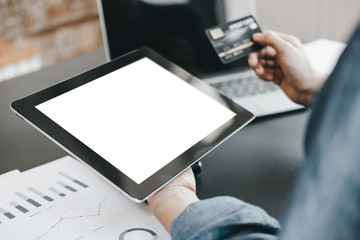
[{"x1": 98, "y1": 0, "x2": 248, "y2": 78}]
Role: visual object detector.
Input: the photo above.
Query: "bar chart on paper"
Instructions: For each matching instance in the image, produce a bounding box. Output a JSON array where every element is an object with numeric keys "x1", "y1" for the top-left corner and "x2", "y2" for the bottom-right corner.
[{"x1": 0, "y1": 156, "x2": 170, "y2": 240}]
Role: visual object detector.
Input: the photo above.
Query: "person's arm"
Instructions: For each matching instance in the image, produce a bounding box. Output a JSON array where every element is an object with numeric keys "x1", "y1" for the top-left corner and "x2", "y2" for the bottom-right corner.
[
  {"x1": 147, "y1": 168, "x2": 199, "y2": 232},
  {"x1": 248, "y1": 31, "x2": 326, "y2": 107},
  {"x1": 278, "y1": 26, "x2": 360, "y2": 240},
  {"x1": 170, "y1": 196, "x2": 280, "y2": 240},
  {"x1": 148, "y1": 168, "x2": 280, "y2": 239}
]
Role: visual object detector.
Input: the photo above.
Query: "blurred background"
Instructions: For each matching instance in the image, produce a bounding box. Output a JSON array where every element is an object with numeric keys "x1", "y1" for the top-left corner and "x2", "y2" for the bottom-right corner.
[
  {"x1": 0, "y1": 0, "x2": 102, "y2": 82},
  {"x1": 0, "y1": 0, "x2": 359, "y2": 82}
]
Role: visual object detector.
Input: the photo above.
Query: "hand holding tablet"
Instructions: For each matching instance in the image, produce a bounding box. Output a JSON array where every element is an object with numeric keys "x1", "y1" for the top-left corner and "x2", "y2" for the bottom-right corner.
[{"x1": 11, "y1": 47, "x2": 254, "y2": 202}]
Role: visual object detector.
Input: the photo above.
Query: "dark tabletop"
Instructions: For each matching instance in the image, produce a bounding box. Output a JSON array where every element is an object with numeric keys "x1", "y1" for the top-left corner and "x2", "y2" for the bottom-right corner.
[{"x1": 0, "y1": 48, "x2": 309, "y2": 221}]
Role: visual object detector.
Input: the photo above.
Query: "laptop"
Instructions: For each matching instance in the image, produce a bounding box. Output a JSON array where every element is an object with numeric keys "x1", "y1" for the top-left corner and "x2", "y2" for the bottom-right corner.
[{"x1": 96, "y1": 0, "x2": 303, "y2": 117}]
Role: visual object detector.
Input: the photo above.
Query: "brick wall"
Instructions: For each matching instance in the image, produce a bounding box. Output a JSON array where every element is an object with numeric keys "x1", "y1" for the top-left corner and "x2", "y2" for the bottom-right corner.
[{"x1": 0, "y1": 0, "x2": 102, "y2": 70}]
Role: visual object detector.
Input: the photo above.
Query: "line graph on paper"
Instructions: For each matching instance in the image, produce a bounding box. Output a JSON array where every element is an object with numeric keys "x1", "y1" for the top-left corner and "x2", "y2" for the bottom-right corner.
[{"x1": 36, "y1": 197, "x2": 108, "y2": 240}]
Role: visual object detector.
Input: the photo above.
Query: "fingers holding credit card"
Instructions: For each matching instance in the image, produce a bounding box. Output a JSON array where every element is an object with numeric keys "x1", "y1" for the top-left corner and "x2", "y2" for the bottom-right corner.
[{"x1": 205, "y1": 15, "x2": 264, "y2": 64}]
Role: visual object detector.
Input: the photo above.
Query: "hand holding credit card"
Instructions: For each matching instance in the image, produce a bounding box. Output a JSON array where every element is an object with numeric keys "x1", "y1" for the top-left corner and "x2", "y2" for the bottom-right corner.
[{"x1": 205, "y1": 15, "x2": 263, "y2": 64}]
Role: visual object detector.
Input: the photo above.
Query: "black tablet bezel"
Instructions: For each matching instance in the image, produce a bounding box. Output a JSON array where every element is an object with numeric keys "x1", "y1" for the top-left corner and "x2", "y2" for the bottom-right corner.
[{"x1": 11, "y1": 47, "x2": 254, "y2": 202}]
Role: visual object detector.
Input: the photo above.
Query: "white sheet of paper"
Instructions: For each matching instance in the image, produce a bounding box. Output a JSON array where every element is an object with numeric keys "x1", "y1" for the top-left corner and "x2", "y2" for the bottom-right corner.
[
  {"x1": 304, "y1": 39, "x2": 346, "y2": 76},
  {"x1": 0, "y1": 156, "x2": 170, "y2": 239},
  {"x1": 0, "y1": 169, "x2": 21, "y2": 182}
]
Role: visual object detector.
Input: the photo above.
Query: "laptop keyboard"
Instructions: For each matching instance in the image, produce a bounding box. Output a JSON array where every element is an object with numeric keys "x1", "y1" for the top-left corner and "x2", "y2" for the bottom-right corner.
[{"x1": 210, "y1": 76, "x2": 280, "y2": 99}]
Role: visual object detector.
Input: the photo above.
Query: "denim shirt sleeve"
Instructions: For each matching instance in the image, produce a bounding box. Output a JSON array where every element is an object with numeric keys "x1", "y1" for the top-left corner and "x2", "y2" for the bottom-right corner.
[
  {"x1": 278, "y1": 26, "x2": 360, "y2": 240},
  {"x1": 171, "y1": 196, "x2": 280, "y2": 240}
]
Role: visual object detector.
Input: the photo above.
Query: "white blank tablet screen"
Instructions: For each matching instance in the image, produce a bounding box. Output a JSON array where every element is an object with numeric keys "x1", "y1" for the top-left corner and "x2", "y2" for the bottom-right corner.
[{"x1": 36, "y1": 58, "x2": 236, "y2": 184}]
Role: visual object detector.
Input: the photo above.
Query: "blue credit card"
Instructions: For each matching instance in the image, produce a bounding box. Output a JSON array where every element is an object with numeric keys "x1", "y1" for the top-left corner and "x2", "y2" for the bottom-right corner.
[{"x1": 205, "y1": 15, "x2": 263, "y2": 64}]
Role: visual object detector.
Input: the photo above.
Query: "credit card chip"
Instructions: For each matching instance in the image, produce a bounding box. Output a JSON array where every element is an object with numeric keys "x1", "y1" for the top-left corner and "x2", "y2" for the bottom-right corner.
[{"x1": 209, "y1": 27, "x2": 225, "y2": 40}]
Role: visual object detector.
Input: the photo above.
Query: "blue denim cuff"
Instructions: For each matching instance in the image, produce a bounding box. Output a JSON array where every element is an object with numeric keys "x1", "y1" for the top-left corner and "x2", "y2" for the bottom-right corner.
[{"x1": 171, "y1": 196, "x2": 280, "y2": 240}]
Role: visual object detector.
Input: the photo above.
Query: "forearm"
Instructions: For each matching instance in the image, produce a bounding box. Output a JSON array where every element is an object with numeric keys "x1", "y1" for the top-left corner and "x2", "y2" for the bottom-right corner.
[
  {"x1": 149, "y1": 188, "x2": 280, "y2": 239},
  {"x1": 297, "y1": 71, "x2": 327, "y2": 107},
  {"x1": 148, "y1": 186, "x2": 199, "y2": 232}
]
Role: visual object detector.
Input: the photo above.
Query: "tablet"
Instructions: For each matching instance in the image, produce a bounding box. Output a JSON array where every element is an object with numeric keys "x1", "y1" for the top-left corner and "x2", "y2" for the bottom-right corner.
[{"x1": 11, "y1": 47, "x2": 254, "y2": 202}]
